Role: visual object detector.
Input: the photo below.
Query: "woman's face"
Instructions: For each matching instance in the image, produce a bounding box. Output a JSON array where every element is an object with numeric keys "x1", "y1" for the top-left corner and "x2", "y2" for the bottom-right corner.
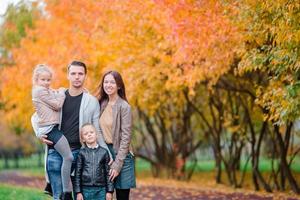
[{"x1": 103, "y1": 73, "x2": 118, "y2": 96}]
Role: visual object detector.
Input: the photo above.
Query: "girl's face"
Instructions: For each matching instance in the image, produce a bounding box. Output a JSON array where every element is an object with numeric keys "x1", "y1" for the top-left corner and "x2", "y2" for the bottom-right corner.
[
  {"x1": 37, "y1": 71, "x2": 52, "y2": 88},
  {"x1": 81, "y1": 125, "x2": 98, "y2": 146},
  {"x1": 103, "y1": 74, "x2": 118, "y2": 96}
]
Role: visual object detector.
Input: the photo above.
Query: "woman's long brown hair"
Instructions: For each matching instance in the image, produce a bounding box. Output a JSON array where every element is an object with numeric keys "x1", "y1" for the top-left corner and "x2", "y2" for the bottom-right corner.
[{"x1": 96, "y1": 70, "x2": 128, "y2": 104}]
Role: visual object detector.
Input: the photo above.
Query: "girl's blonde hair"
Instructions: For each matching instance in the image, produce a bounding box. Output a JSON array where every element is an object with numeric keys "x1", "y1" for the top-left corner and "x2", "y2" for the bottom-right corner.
[
  {"x1": 80, "y1": 123, "x2": 99, "y2": 146},
  {"x1": 32, "y1": 64, "x2": 53, "y2": 85}
]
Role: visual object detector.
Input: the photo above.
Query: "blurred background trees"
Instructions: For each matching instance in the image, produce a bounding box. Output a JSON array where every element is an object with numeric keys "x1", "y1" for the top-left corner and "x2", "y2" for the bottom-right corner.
[{"x1": 0, "y1": 0, "x2": 299, "y2": 194}]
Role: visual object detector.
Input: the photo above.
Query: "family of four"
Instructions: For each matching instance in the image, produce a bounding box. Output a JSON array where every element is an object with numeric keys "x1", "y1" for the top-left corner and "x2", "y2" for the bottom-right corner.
[{"x1": 31, "y1": 61, "x2": 136, "y2": 200}]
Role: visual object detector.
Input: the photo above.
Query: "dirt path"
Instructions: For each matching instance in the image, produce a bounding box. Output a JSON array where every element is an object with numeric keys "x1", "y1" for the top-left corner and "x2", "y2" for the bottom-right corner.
[{"x1": 0, "y1": 171, "x2": 299, "y2": 200}]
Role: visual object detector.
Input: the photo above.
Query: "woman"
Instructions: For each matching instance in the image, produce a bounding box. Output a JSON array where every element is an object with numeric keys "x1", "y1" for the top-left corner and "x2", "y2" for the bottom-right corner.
[{"x1": 97, "y1": 71, "x2": 136, "y2": 200}]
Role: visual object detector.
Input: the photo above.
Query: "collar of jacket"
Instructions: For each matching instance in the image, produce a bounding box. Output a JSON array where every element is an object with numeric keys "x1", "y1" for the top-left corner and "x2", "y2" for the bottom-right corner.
[
  {"x1": 86, "y1": 144, "x2": 99, "y2": 149},
  {"x1": 100, "y1": 96, "x2": 123, "y2": 115}
]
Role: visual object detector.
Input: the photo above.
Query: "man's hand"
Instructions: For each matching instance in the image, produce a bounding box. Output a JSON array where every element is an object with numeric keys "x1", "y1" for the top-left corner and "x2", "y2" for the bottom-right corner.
[
  {"x1": 106, "y1": 192, "x2": 113, "y2": 200},
  {"x1": 39, "y1": 135, "x2": 53, "y2": 145},
  {"x1": 82, "y1": 87, "x2": 89, "y2": 93},
  {"x1": 109, "y1": 168, "x2": 119, "y2": 181},
  {"x1": 77, "y1": 193, "x2": 84, "y2": 200},
  {"x1": 58, "y1": 87, "x2": 66, "y2": 92}
]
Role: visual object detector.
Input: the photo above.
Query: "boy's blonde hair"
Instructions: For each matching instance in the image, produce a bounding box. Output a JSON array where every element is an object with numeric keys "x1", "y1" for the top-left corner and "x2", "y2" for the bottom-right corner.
[
  {"x1": 32, "y1": 64, "x2": 53, "y2": 85},
  {"x1": 80, "y1": 123, "x2": 99, "y2": 146}
]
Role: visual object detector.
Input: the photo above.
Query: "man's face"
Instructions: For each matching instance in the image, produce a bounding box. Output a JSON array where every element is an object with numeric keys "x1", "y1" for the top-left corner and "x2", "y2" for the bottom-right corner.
[{"x1": 67, "y1": 65, "x2": 86, "y2": 88}]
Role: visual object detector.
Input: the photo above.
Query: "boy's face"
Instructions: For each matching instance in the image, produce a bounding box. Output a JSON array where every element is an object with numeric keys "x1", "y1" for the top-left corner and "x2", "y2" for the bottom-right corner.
[{"x1": 81, "y1": 125, "x2": 98, "y2": 145}]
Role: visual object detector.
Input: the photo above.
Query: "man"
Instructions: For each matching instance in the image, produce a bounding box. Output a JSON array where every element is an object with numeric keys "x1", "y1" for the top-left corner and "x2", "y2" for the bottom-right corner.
[{"x1": 39, "y1": 61, "x2": 111, "y2": 200}]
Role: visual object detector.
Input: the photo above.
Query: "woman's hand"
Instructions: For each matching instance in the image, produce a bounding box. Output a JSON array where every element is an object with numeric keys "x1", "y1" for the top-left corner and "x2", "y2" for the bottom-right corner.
[
  {"x1": 77, "y1": 193, "x2": 84, "y2": 200},
  {"x1": 109, "y1": 168, "x2": 119, "y2": 181}
]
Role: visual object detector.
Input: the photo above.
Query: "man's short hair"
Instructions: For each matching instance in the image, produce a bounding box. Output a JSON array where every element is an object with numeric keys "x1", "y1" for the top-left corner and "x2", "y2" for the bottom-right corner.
[{"x1": 68, "y1": 60, "x2": 87, "y2": 74}]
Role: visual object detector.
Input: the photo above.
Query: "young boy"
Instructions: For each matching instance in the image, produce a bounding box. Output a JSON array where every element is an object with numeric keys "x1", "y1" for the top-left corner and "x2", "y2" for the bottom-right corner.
[{"x1": 74, "y1": 123, "x2": 114, "y2": 200}]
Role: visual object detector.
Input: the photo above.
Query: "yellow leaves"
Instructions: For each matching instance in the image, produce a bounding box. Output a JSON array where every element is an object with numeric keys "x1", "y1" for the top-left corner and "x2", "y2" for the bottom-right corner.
[
  {"x1": 169, "y1": 1, "x2": 238, "y2": 73},
  {"x1": 0, "y1": 0, "x2": 242, "y2": 130},
  {"x1": 234, "y1": 1, "x2": 300, "y2": 124},
  {"x1": 255, "y1": 78, "x2": 295, "y2": 123}
]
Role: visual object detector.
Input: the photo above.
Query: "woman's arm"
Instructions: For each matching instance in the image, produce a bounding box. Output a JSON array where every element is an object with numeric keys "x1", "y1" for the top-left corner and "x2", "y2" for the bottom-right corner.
[
  {"x1": 104, "y1": 151, "x2": 114, "y2": 193},
  {"x1": 111, "y1": 104, "x2": 132, "y2": 173}
]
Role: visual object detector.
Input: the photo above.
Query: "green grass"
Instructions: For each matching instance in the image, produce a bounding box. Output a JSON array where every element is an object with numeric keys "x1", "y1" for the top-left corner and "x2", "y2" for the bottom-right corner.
[
  {"x1": 1, "y1": 155, "x2": 299, "y2": 175},
  {"x1": 0, "y1": 153, "x2": 43, "y2": 169},
  {"x1": 135, "y1": 158, "x2": 151, "y2": 171},
  {"x1": 0, "y1": 184, "x2": 51, "y2": 200},
  {"x1": 135, "y1": 158, "x2": 300, "y2": 173},
  {"x1": 188, "y1": 158, "x2": 300, "y2": 172}
]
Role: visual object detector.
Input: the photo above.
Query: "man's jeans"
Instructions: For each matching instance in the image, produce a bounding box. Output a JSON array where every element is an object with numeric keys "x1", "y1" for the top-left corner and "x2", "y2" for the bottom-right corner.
[{"x1": 47, "y1": 148, "x2": 80, "y2": 200}]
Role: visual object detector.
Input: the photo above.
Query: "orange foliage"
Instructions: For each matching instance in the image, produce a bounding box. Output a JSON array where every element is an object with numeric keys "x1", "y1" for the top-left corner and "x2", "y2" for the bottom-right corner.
[{"x1": 0, "y1": 0, "x2": 239, "y2": 131}]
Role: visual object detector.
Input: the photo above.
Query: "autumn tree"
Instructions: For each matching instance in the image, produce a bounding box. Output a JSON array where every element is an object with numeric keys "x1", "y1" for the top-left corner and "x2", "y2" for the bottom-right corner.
[
  {"x1": 0, "y1": 0, "x2": 299, "y2": 192},
  {"x1": 0, "y1": 1, "x2": 41, "y2": 161},
  {"x1": 0, "y1": 1, "x2": 39, "y2": 66},
  {"x1": 231, "y1": 0, "x2": 300, "y2": 193},
  {"x1": 0, "y1": 0, "x2": 240, "y2": 179}
]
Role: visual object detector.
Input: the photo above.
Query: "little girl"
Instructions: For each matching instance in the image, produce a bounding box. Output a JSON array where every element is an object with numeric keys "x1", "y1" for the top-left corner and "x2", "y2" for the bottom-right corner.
[
  {"x1": 31, "y1": 64, "x2": 73, "y2": 200},
  {"x1": 74, "y1": 123, "x2": 113, "y2": 200}
]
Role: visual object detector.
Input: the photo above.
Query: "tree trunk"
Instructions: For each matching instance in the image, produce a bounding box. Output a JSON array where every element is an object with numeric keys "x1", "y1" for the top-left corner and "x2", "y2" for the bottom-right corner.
[
  {"x1": 279, "y1": 164, "x2": 286, "y2": 191},
  {"x1": 254, "y1": 122, "x2": 272, "y2": 192},
  {"x1": 213, "y1": 144, "x2": 223, "y2": 184},
  {"x1": 4, "y1": 154, "x2": 9, "y2": 169},
  {"x1": 274, "y1": 124, "x2": 300, "y2": 194},
  {"x1": 14, "y1": 153, "x2": 19, "y2": 168},
  {"x1": 250, "y1": 119, "x2": 271, "y2": 192}
]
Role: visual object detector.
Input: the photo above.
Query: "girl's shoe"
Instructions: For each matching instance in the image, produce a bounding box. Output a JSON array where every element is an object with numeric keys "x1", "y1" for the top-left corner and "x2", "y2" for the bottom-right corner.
[{"x1": 44, "y1": 183, "x2": 53, "y2": 197}]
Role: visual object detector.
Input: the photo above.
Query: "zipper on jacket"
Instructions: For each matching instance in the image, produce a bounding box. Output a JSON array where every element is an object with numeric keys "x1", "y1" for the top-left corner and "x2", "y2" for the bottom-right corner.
[{"x1": 92, "y1": 150, "x2": 95, "y2": 185}]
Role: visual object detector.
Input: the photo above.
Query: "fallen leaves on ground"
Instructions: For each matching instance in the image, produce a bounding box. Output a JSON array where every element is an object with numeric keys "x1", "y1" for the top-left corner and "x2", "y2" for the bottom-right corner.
[{"x1": 0, "y1": 171, "x2": 299, "y2": 200}]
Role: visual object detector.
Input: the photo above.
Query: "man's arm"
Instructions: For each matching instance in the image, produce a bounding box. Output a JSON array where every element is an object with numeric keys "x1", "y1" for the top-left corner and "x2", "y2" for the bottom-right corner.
[{"x1": 39, "y1": 135, "x2": 53, "y2": 145}]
